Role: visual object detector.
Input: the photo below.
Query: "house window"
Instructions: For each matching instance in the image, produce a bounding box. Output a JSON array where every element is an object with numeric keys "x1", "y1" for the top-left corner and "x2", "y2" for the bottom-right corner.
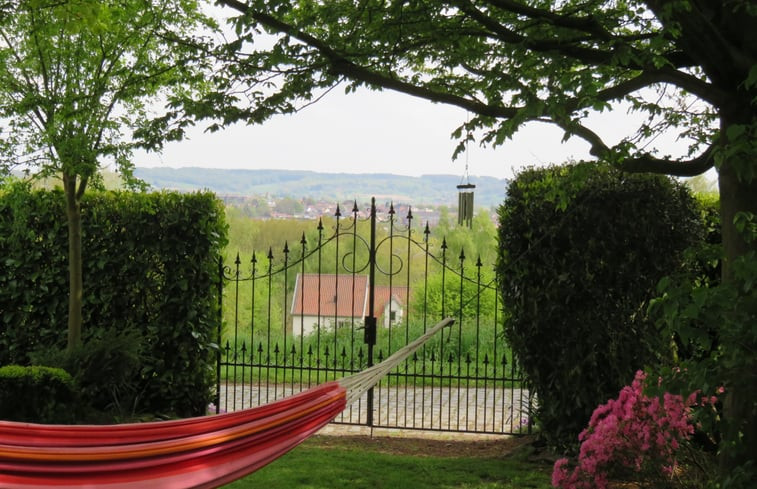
[{"x1": 389, "y1": 311, "x2": 397, "y2": 322}]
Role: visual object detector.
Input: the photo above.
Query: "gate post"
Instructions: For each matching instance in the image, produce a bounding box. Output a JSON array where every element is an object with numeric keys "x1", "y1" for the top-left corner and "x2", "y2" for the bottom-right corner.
[
  {"x1": 364, "y1": 197, "x2": 377, "y2": 427},
  {"x1": 215, "y1": 256, "x2": 223, "y2": 415}
]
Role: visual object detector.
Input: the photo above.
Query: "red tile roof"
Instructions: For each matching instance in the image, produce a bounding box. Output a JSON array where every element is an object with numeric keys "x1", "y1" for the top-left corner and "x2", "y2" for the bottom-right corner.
[
  {"x1": 291, "y1": 274, "x2": 367, "y2": 317},
  {"x1": 291, "y1": 274, "x2": 407, "y2": 318}
]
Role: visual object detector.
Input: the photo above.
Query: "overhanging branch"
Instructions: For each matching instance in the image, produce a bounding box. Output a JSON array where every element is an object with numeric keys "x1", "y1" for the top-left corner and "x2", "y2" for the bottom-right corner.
[
  {"x1": 618, "y1": 146, "x2": 715, "y2": 177},
  {"x1": 483, "y1": 0, "x2": 614, "y2": 39},
  {"x1": 552, "y1": 118, "x2": 714, "y2": 177},
  {"x1": 217, "y1": 0, "x2": 717, "y2": 179},
  {"x1": 217, "y1": 0, "x2": 518, "y2": 117}
]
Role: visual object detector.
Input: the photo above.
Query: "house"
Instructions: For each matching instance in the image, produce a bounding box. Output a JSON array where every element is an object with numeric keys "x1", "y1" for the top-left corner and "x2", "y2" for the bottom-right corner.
[{"x1": 290, "y1": 273, "x2": 408, "y2": 337}]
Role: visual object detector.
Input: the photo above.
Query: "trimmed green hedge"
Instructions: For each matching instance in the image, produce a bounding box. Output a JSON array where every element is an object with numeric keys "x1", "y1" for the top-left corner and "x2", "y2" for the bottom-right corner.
[
  {"x1": 0, "y1": 365, "x2": 75, "y2": 423},
  {"x1": 496, "y1": 162, "x2": 704, "y2": 451},
  {"x1": 0, "y1": 184, "x2": 227, "y2": 417}
]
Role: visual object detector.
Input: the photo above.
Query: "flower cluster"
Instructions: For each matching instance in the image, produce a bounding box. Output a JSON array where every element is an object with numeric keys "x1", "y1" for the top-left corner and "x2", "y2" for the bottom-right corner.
[{"x1": 552, "y1": 370, "x2": 698, "y2": 489}]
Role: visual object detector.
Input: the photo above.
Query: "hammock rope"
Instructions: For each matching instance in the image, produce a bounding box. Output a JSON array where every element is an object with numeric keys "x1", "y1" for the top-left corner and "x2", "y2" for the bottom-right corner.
[
  {"x1": 0, "y1": 317, "x2": 454, "y2": 489},
  {"x1": 339, "y1": 317, "x2": 454, "y2": 405}
]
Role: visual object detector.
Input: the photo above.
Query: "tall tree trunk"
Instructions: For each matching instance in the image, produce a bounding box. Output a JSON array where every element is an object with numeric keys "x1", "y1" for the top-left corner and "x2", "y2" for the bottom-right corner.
[
  {"x1": 716, "y1": 109, "x2": 757, "y2": 474},
  {"x1": 718, "y1": 163, "x2": 757, "y2": 283},
  {"x1": 63, "y1": 173, "x2": 83, "y2": 351}
]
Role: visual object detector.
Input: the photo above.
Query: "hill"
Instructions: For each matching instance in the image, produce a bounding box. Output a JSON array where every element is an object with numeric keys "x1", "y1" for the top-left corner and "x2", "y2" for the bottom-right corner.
[{"x1": 134, "y1": 167, "x2": 509, "y2": 207}]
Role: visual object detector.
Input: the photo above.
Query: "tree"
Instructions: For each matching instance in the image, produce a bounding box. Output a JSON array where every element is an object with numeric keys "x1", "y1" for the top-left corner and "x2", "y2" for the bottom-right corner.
[
  {"x1": 206, "y1": 0, "x2": 755, "y2": 475},
  {"x1": 0, "y1": 0, "x2": 215, "y2": 350}
]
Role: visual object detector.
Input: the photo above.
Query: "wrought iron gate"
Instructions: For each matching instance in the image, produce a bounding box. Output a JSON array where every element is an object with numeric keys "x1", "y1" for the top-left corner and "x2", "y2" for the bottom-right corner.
[{"x1": 216, "y1": 198, "x2": 531, "y2": 435}]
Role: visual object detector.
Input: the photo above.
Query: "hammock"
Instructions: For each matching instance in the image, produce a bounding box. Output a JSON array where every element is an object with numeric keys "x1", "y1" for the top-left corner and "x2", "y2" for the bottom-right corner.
[{"x1": 0, "y1": 318, "x2": 454, "y2": 489}]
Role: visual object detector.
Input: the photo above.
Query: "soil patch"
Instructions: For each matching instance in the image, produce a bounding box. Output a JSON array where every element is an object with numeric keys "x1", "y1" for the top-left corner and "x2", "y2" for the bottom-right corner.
[{"x1": 305, "y1": 434, "x2": 536, "y2": 458}]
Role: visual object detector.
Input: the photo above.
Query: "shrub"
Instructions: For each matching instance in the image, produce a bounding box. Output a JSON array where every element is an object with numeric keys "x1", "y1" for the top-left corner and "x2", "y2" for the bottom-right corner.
[
  {"x1": 497, "y1": 162, "x2": 704, "y2": 450},
  {"x1": 552, "y1": 371, "x2": 703, "y2": 489},
  {"x1": 29, "y1": 326, "x2": 146, "y2": 417},
  {"x1": 650, "y1": 212, "x2": 757, "y2": 488},
  {"x1": 0, "y1": 365, "x2": 76, "y2": 423}
]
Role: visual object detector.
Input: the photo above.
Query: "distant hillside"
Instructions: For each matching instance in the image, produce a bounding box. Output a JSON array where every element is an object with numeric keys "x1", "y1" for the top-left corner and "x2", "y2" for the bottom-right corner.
[{"x1": 134, "y1": 167, "x2": 509, "y2": 207}]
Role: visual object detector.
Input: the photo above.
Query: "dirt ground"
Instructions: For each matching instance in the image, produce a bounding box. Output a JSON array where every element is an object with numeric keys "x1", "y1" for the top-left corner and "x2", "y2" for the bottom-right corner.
[{"x1": 305, "y1": 433, "x2": 537, "y2": 459}]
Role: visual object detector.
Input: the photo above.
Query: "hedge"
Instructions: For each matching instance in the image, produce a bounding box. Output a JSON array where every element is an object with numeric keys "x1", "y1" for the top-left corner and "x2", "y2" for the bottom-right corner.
[
  {"x1": 496, "y1": 162, "x2": 704, "y2": 451},
  {"x1": 0, "y1": 365, "x2": 76, "y2": 423},
  {"x1": 0, "y1": 184, "x2": 227, "y2": 417}
]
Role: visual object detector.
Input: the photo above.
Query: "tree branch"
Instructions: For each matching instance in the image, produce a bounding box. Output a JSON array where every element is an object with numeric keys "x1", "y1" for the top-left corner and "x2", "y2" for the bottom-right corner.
[
  {"x1": 452, "y1": 0, "x2": 623, "y2": 66},
  {"x1": 218, "y1": 0, "x2": 718, "y2": 179},
  {"x1": 75, "y1": 174, "x2": 88, "y2": 201},
  {"x1": 483, "y1": 0, "x2": 615, "y2": 39},
  {"x1": 552, "y1": 115, "x2": 715, "y2": 177},
  {"x1": 619, "y1": 146, "x2": 715, "y2": 177},
  {"x1": 222, "y1": 0, "x2": 722, "y2": 108},
  {"x1": 218, "y1": 0, "x2": 518, "y2": 117}
]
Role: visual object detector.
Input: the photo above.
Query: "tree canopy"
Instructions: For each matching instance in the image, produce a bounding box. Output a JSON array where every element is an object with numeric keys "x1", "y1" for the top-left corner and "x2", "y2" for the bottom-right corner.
[
  {"x1": 0, "y1": 0, "x2": 217, "y2": 348},
  {"x1": 211, "y1": 1, "x2": 749, "y2": 169}
]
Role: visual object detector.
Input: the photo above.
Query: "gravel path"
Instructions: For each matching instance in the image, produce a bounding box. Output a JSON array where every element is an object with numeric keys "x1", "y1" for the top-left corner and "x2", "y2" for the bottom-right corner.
[{"x1": 218, "y1": 383, "x2": 531, "y2": 435}]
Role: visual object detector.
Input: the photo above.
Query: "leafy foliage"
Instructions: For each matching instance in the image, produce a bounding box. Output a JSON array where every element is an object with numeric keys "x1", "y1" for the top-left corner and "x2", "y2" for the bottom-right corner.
[
  {"x1": 496, "y1": 162, "x2": 704, "y2": 450},
  {"x1": 0, "y1": 184, "x2": 227, "y2": 417},
  {"x1": 29, "y1": 326, "x2": 146, "y2": 418},
  {"x1": 0, "y1": 0, "x2": 215, "y2": 174},
  {"x1": 411, "y1": 265, "x2": 496, "y2": 322},
  {"x1": 204, "y1": 1, "x2": 752, "y2": 182},
  {"x1": 0, "y1": 0, "x2": 217, "y2": 348},
  {"x1": 650, "y1": 214, "x2": 757, "y2": 488}
]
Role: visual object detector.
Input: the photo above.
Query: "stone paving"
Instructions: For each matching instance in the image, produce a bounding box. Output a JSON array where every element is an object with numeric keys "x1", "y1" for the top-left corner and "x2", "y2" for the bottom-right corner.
[{"x1": 218, "y1": 382, "x2": 531, "y2": 435}]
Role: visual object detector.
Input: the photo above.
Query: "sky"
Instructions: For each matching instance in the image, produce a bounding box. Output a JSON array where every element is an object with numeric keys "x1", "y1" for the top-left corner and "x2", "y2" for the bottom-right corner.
[
  {"x1": 133, "y1": 83, "x2": 707, "y2": 182},
  {"x1": 132, "y1": 86, "x2": 606, "y2": 181}
]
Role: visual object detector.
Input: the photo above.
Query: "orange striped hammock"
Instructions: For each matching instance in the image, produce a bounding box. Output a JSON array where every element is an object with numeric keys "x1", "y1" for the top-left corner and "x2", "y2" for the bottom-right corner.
[{"x1": 0, "y1": 318, "x2": 453, "y2": 489}]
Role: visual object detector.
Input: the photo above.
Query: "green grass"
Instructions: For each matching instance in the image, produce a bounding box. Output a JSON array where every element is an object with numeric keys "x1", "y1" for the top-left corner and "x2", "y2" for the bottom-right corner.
[{"x1": 222, "y1": 436, "x2": 552, "y2": 489}]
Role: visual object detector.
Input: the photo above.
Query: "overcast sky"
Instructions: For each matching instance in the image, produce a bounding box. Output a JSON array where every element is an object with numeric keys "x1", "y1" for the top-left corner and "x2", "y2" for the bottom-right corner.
[{"x1": 132, "y1": 86, "x2": 612, "y2": 181}]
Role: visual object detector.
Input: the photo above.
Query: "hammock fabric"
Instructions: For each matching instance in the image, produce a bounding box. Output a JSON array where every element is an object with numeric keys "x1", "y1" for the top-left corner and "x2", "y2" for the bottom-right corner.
[{"x1": 0, "y1": 318, "x2": 454, "y2": 489}]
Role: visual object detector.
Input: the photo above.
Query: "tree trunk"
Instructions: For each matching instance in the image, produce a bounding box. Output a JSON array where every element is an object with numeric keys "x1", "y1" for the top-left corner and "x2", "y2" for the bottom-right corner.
[
  {"x1": 63, "y1": 173, "x2": 83, "y2": 351},
  {"x1": 718, "y1": 163, "x2": 757, "y2": 283},
  {"x1": 716, "y1": 113, "x2": 757, "y2": 474}
]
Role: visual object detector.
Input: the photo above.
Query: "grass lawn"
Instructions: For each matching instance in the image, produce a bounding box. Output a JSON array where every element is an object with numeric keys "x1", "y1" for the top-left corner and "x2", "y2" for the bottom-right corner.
[{"x1": 223, "y1": 434, "x2": 553, "y2": 489}]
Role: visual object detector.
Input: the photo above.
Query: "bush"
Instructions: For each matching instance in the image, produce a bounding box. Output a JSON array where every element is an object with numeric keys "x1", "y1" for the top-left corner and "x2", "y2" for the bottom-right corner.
[
  {"x1": 0, "y1": 183, "x2": 227, "y2": 417},
  {"x1": 552, "y1": 371, "x2": 706, "y2": 489},
  {"x1": 0, "y1": 365, "x2": 76, "y2": 423},
  {"x1": 496, "y1": 162, "x2": 704, "y2": 451},
  {"x1": 29, "y1": 326, "x2": 146, "y2": 417},
  {"x1": 650, "y1": 212, "x2": 757, "y2": 488}
]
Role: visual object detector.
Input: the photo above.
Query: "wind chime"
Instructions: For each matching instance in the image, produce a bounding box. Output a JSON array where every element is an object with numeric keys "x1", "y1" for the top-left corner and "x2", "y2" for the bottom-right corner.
[{"x1": 457, "y1": 125, "x2": 475, "y2": 228}]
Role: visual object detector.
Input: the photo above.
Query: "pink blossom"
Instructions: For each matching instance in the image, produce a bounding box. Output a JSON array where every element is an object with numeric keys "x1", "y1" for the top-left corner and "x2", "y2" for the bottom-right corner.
[{"x1": 552, "y1": 370, "x2": 697, "y2": 489}]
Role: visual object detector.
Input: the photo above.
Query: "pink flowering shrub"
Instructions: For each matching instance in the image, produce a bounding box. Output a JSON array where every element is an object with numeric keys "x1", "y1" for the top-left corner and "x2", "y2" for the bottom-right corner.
[{"x1": 552, "y1": 370, "x2": 701, "y2": 489}]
